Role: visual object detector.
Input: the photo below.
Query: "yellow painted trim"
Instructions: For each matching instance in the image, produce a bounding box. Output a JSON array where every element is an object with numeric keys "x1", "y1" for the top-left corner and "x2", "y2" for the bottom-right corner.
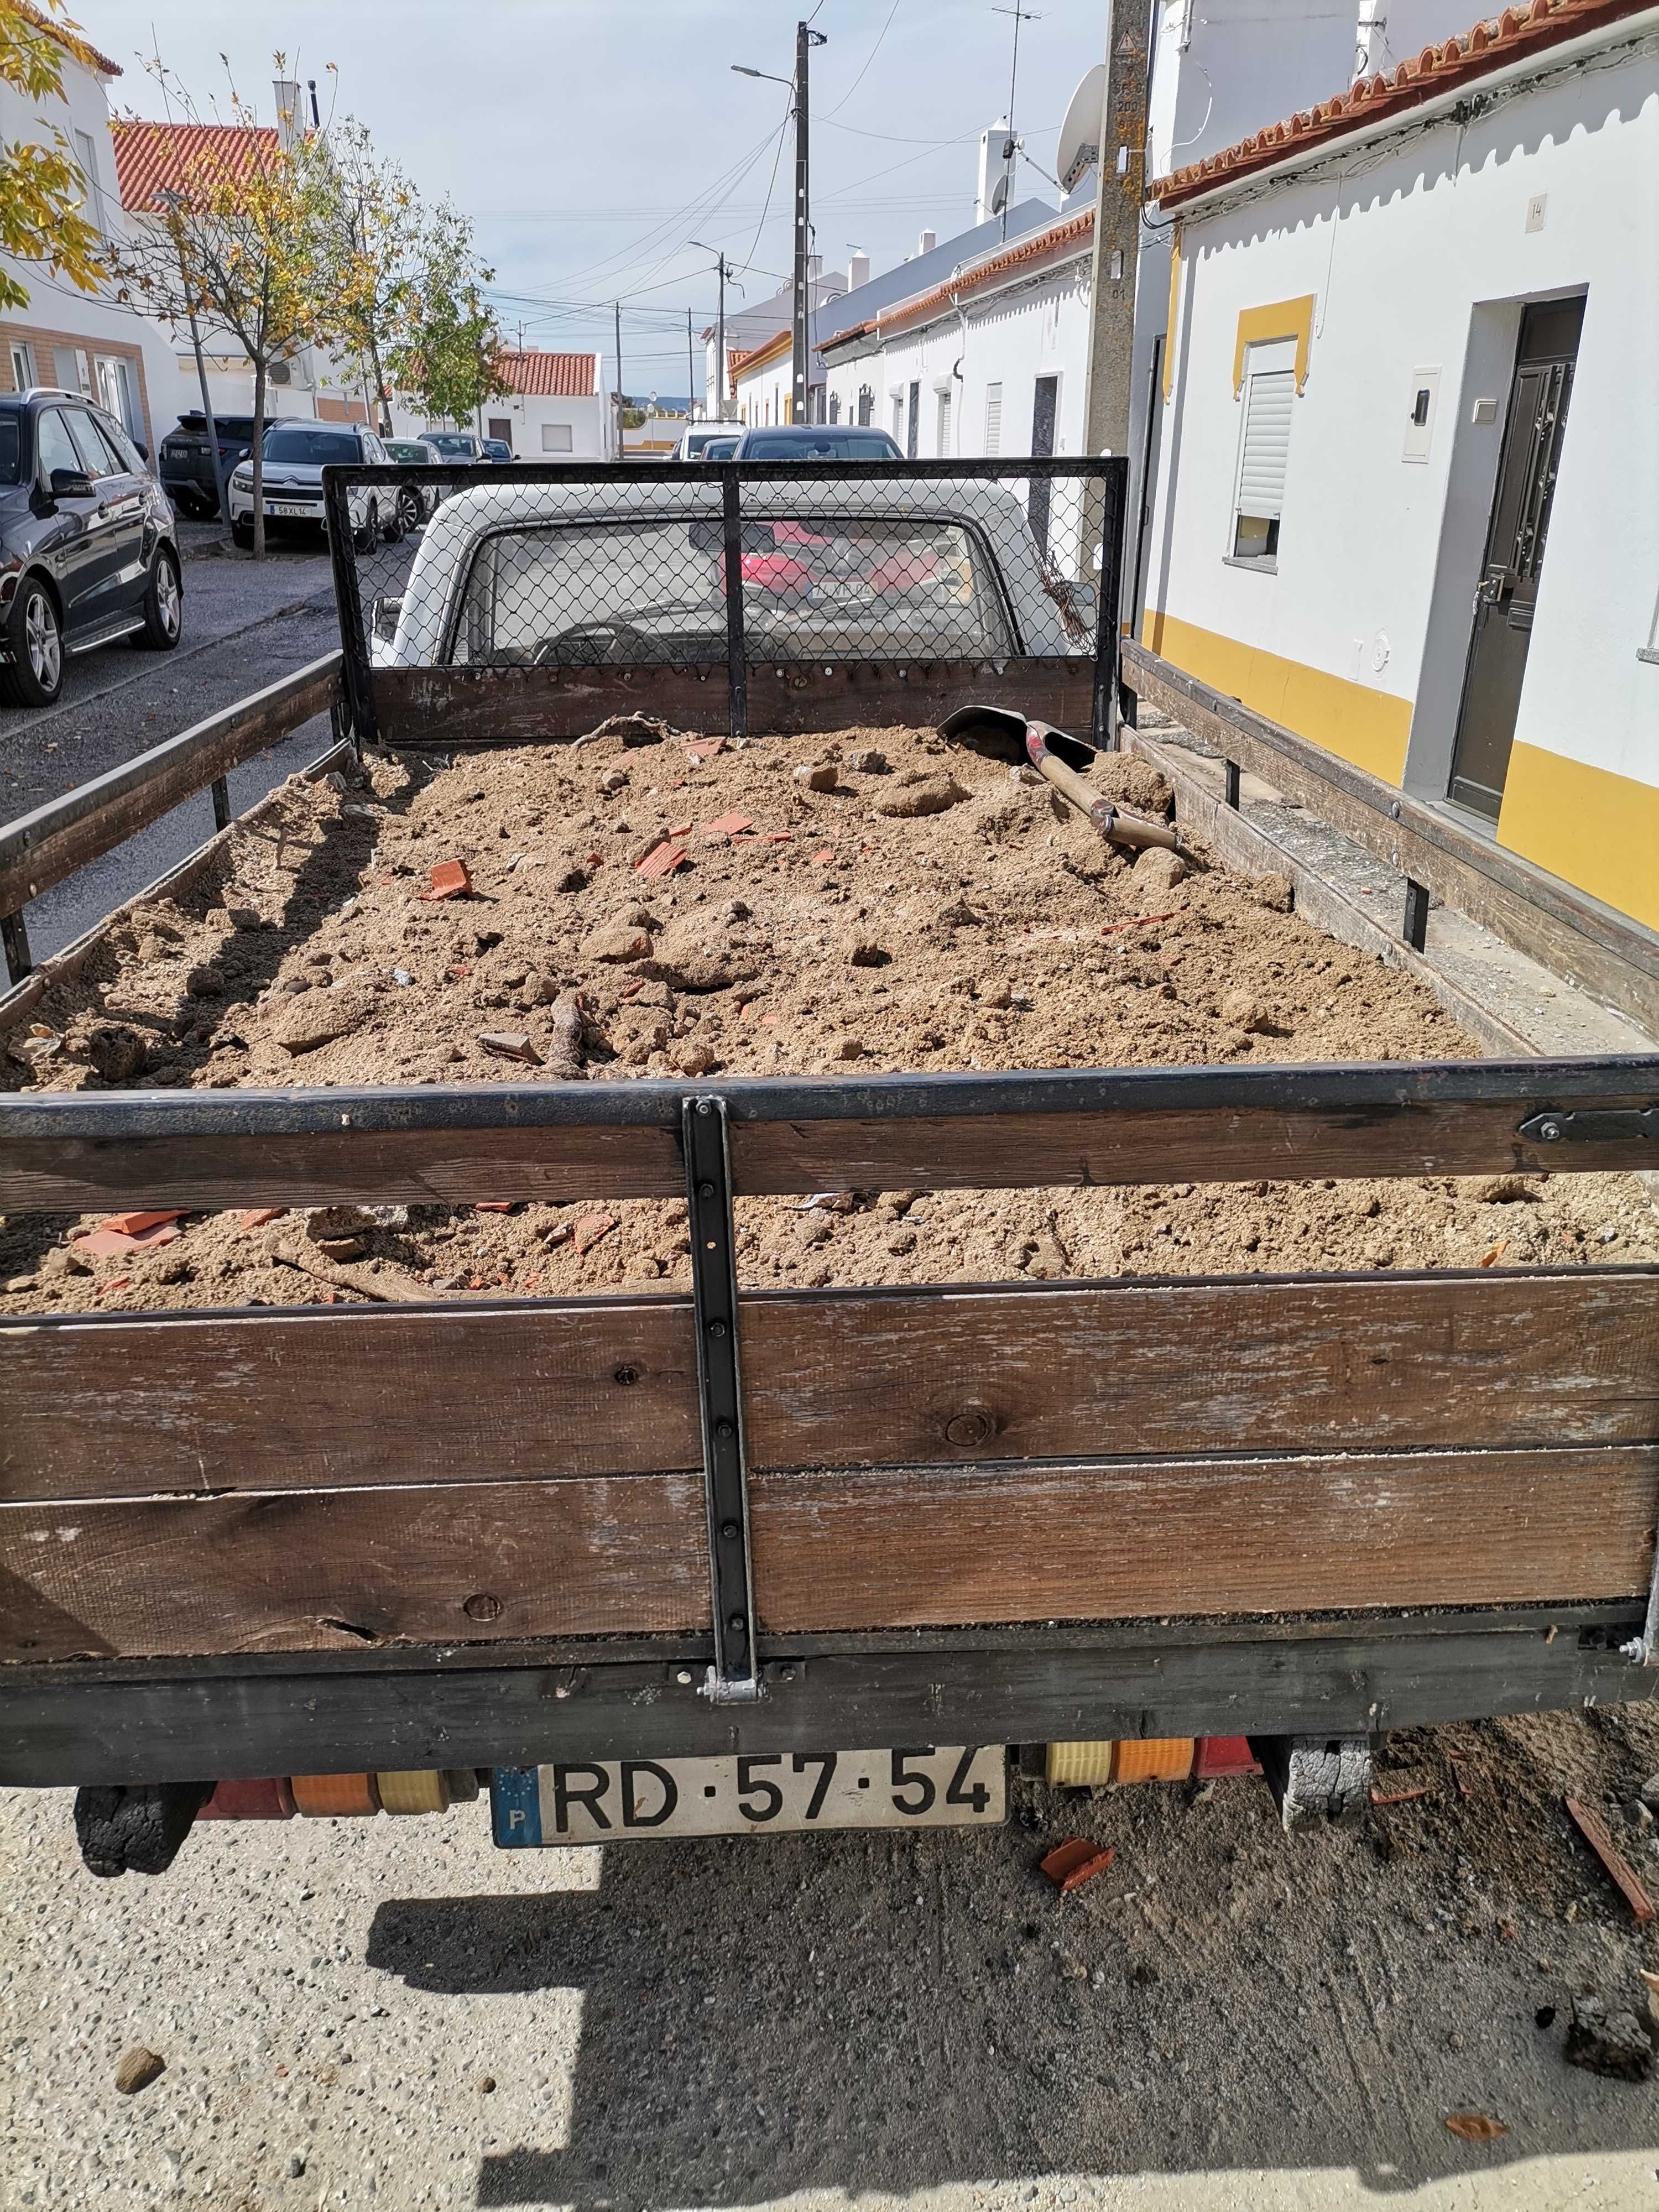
[
  {"x1": 1141, "y1": 608, "x2": 1411, "y2": 786},
  {"x1": 1232, "y1": 295, "x2": 1315, "y2": 397},
  {"x1": 1162, "y1": 220, "x2": 1182, "y2": 405},
  {"x1": 1497, "y1": 742, "x2": 1659, "y2": 932}
]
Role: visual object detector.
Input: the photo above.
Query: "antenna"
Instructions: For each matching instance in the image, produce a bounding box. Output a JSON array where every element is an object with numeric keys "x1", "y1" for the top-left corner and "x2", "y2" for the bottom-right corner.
[
  {"x1": 1057, "y1": 61, "x2": 1107, "y2": 195},
  {"x1": 991, "y1": 2, "x2": 1044, "y2": 237}
]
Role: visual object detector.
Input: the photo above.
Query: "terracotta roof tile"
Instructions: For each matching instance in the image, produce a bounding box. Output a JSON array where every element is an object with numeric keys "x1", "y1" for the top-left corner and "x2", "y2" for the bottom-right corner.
[
  {"x1": 823, "y1": 208, "x2": 1094, "y2": 349},
  {"x1": 1153, "y1": 0, "x2": 1654, "y2": 208},
  {"x1": 496, "y1": 349, "x2": 597, "y2": 398},
  {"x1": 111, "y1": 121, "x2": 283, "y2": 211},
  {"x1": 15, "y1": 0, "x2": 119, "y2": 79}
]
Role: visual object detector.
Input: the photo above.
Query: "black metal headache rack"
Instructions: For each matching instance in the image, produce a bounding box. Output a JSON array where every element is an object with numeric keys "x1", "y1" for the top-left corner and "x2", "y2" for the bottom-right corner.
[{"x1": 321, "y1": 456, "x2": 1127, "y2": 751}]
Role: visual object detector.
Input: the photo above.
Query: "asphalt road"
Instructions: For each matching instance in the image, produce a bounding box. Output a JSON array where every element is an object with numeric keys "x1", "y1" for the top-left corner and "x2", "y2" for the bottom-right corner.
[{"x1": 0, "y1": 523, "x2": 344, "y2": 966}]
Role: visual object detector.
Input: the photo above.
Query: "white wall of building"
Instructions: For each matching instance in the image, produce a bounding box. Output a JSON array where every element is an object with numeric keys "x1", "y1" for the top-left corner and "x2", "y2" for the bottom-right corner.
[
  {"x1": 822, "y1": 251, "x2": 1094, "y2": 461},
  {"x1": 0, "y1": 45, "x2": 179, "y2": 447},
  {"x1": 1138, "y1": 25, "x2": 1659, "y2": 927}
]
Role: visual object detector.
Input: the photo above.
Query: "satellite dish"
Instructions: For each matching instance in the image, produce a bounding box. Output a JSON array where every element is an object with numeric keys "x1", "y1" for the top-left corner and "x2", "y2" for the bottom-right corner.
[
  {"x1": 1057, "y1": 61, "x2": 1107, "y2": 193},
  {"x1": 990, "y1": 173, "x2": 1010, "y2": 216}
]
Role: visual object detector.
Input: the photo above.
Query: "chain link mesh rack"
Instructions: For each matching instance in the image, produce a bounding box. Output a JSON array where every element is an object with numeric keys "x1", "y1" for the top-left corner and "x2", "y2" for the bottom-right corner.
[{"x1": 320, "y1": 456, "x2": 1127, "y2": 754}]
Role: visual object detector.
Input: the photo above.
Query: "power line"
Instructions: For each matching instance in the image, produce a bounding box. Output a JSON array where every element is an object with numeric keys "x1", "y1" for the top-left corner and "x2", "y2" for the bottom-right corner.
[{"x1": 821, "y1": 0, "x2": 903, "y2": 118}]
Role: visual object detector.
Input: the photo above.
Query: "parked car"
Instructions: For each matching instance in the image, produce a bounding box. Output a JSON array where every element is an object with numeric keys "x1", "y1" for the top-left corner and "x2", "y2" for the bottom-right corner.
[
  {"x1": 159, "y1": 411, "x2": 273, "y2": 518},
  {"x1": 420, "y1": 430, "x2": 488, "y2": 465},
  {"x1": 371, "y1": 474, "x2": 1073, "y2": 670},
  {"x1": 227, "y1": 422, "x2": 397, "y2": 550},
  {"x1": 382, "y1": 438, "x2": 447, "y2": 532},
  {"x1": 0, "y1": 388, "x2": 182, "y2": 707},
  {"x1": 674, "y1": 423, "x2": 740, "y2": 460},
  {"x1": 698, "y1": 436, "x2": 739, "y2": 461},
  {"x1": 481, "y1": 438, "x2": 514, "y2": 463},
  {"x1": 729, "y1": 424, "x2": 904, "y2": 461}
]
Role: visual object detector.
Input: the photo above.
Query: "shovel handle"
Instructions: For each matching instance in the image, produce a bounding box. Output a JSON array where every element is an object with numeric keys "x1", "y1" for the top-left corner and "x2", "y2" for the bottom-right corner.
[{"x1": 1029, "y1": 739, "x2": 1183, "y2": 854}]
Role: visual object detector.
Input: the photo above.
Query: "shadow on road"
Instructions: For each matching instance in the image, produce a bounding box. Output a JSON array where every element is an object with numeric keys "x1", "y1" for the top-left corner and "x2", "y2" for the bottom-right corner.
[{"x1": 363, "y1": 1724, "x2": 1659, "y2": 2211}]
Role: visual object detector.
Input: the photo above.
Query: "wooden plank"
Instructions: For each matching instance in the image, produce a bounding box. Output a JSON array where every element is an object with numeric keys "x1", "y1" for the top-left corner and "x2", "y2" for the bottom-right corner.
[
  {"x1": 748, "y1": 1444, "x2": 1659, "y2": 1630},
  {"x1": 0, "y1": 1474, "x2": 710, "y2": 1661},
  {"x1": 0, "y1": 735, "x2": 355, "y2": 1040},
  {"x1": 3, "y1": 1058, "x2": 1656, "y2": 1214},
  {"x1": 371, "y1": 659, "x2": 1099, "y2": 748},
  {"x1": 2, "y1": 1603, "x2": 1650, "y2": 1787},
  {"x1": 739, "y1": 1269, "x2": 1659, "y2": 1468},
  {"x1": 1123, "y1": 639, "x2": 1659, "y2": 1034},
  {"x1": 1, "y1": 1298, "x2": 700, "y2": 1503},
  {"x1": 0, "y1": 653, "x2": 342, "y2": 916}
]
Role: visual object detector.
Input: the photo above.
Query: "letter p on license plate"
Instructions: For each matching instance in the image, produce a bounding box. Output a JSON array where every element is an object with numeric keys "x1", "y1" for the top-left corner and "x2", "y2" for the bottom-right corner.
[{"x1": 492, "y1": 1747, "x2": 1005, "y2": 1845}]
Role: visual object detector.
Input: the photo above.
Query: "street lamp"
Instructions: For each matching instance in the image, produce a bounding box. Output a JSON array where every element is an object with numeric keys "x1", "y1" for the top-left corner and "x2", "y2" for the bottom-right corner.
[{"x1": 732, "y1": 23, "x2": 825, "y2": 426}]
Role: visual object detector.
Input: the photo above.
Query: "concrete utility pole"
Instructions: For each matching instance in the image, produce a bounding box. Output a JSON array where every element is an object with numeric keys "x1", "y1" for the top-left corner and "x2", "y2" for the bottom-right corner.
[
  {"x1": 1081, "y1": 0, "x2": 1151, "y2": 465},
  {"x1": 614, "y1": 299, "x2": 624, "y2": 458},
  {"x1": 687, "y1": 309, "x2": 696, "y2": 420},
  {"x1": 792, "y1": 22, "x2": 826, "y2": 426}
]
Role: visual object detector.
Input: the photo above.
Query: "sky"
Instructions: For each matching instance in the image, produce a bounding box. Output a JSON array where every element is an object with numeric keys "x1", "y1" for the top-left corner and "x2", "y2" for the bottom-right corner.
[{"x1": 74, "y1": 0, "x2": 1108, "y2": 399}]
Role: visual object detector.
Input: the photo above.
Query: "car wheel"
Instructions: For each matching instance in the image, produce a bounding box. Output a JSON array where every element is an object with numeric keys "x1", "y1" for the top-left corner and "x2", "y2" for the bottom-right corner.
[
  {"x1": 395, "y1": 485, "x2": 422, "y2": 537},
  {"x1": 353, "y1": 498, "x2": 379, "y2": 555},
  {"x1": 0, "y1": 576, "x2": 64, "y2": 707},
  {"x1": 133, "y1": 545, "x2": 183, "y2": 651},
  {"x1": 382, "y1": 497, "x2": 408, "y2": 545},
  {"x1": 231, "y1": 517, "x2": 254, "y2": 550}
]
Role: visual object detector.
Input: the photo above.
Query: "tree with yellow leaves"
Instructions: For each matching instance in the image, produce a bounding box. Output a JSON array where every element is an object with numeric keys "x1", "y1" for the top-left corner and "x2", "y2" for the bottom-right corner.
[
  {"x1": 0, "y1": 0, "x2": 107, "y2": 312},
  {"x1": 107, "y1": 62, "x2": 337, "y2": 556}
]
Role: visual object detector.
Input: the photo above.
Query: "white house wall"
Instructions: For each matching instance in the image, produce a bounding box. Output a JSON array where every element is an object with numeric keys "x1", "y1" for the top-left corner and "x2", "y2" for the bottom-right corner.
[
  {"x1": 822, "y1": 258, "x2": 1094, "y2": 460},
  {"x1": 1139, "y1": 28, "x2": 1659, "y2": 929}
]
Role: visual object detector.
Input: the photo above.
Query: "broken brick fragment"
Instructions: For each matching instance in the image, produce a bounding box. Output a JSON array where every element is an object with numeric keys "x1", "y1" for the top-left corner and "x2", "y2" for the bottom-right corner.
[
  {"x1": 474, "y1": 1201, "x2": 516, "y2": 1213},
  {"x1": 237, "y1": 1207, "x2": 287, "y2": 1232},
  {"x1": 685, "y1": 737, "x2": 726, "y2": 762},
  {"x1": 635, "y1": 840, "x2": 690, "y2": 880},
  {"x1": 573, "y1": 1212, "x2": 618, "y2": 1255},
  {"x1": 421, "y1": 860, "x2": 472, "y2": 901},
  {"x1": 702, "y1": 811, "x2": 754, "y2": 838},
  {"x1": 1039, "y1": 1837, "x2": 1115, "y2": 1894},
  {"x1": 102, "y1": 1210, "x2": 185, "y2": 1237}
]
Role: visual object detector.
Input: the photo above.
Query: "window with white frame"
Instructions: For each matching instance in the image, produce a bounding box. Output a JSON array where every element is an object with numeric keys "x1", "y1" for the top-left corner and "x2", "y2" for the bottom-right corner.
[
  {"x1": 73, "y1": 348, "x2": 92, "y2": 399},
  {"x1": 1231, "y1": 340, "x2": 1296, "y2": 564},
  {"x1": 983, "y1": 380, "x2": 1003, "y2": 455},
  {"x1": 9, "y1": 342, "x2": 34, "y2": 391},
  {"x1": 541, "y1": 422, "x2": 574, "y2": 452},
  {"x1": 74, "y1": 128, "x2": 106, "y2": 233},
  {"x1": 890, "y1": 394, "x2": 902, "y2": 441}
]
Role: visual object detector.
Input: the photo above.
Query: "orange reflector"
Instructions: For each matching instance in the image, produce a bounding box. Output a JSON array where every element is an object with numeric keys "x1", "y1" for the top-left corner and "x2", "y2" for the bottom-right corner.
[
  {"x1": 1112, "y1": 1738, "x2": 1195, "y2": 1785},
  {"x1": 290, "y1": 1772, "x2": 380, "y2": 1817}
]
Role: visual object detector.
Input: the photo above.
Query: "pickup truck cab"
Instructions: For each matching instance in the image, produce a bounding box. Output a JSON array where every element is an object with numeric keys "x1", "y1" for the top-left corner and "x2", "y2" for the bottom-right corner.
[{"x1": 371, "y1": 474, "x2": 1088, "y2": 668}]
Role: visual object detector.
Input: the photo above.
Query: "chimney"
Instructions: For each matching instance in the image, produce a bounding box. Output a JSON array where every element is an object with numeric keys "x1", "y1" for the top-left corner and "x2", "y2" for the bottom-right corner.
[
  {"x1": 273, "y1": 79, "x2": 302, "y2": 150},
  {"x1": 847, "y1": 249, "x2": 870, "y2": 291},
  {"x1": 917, "y1": 229, "x2": 936, "y2": 256}
]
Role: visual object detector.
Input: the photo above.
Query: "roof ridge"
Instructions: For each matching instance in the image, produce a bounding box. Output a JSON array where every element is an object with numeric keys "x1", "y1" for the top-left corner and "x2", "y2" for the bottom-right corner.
[
  {"x1": 824, "y1": 206, "x2": 1095, "y2": 349},
  {"x1": 1154, "y1": 0, "x2": 1654, "y2": 207}
]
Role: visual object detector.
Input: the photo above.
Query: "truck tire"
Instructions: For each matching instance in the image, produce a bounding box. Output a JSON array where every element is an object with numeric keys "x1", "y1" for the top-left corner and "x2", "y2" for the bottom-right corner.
[{"x1": 0, "y1": 574, "x2": 63, "y2": 707}]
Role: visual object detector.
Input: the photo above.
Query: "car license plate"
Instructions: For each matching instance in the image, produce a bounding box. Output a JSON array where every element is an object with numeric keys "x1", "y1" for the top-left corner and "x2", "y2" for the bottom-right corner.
[
  {"x1": 269, "y1": 501, "x2": 313, "y2": 517},
  {"x1": 819, "y1": 579, "x2": 875, "y2": 604},
  {"x1": 491, "y1": 1746, "x2": 1005, "y2": 1845}
]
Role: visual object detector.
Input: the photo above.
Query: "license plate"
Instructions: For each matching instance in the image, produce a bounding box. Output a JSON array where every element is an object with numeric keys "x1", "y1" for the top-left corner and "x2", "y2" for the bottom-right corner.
[
  {"x1": 268, "y1": 500, "x2": 314, "y2": 517},
  {"x1": 492, "y1": 1746, "x2": 1005, "y2": 1845},
  {"x1": 818, "y1": 579, "x2": 875, "y2": 603}
]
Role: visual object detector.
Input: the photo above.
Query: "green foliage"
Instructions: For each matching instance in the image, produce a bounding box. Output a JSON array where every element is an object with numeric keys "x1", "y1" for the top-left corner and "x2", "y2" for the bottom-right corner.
[
  {"x1": 0, "y1": 0, "x2": 107, "y2": 313},
  {"x1": 387, "y1": 200, "x2": 509, "y2": 427}
]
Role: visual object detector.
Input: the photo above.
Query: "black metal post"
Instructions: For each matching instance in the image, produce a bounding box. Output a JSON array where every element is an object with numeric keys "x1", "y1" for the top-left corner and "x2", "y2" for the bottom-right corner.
[
  {"x1": 1091, "y1": 459, "x2": 1126, "y2": 750},
  {"x1": 1, "y1": 907, "x2": 30, "y2": 985},
  {"x1": 1224, "y1": 759, "x2": 1241, "y2": 810},
  {"x1": 721, "y1": 466, "x2": 748, "y2": 739},
  {"x1": 210, "y1": 776, "x2": 231, "y2": 833},
  {"x1": 1403, "y1": 877, "x2": 1430, "y2": 952},
  {"x1": 682, "y1": 1095, "x2": 759, "y2": 1701},
  {"x1": 321, "y1": 467, "x2": 379, "y2": 748}
]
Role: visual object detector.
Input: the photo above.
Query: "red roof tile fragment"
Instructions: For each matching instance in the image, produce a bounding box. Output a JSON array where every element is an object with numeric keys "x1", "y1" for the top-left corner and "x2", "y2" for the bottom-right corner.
[{"x1": 1039, "y1": 1837, "x2": 1115, "y2": 1894}]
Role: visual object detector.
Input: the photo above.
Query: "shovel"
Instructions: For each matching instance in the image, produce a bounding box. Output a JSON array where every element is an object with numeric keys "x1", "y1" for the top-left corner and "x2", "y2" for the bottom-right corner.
[{"x1": 939, "y1": 704, "x2": 1198, "y2": 863}]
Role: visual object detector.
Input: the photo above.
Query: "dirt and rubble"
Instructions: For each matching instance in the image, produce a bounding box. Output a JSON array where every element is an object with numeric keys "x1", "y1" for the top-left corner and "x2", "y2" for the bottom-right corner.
[{"x1": 2, "y1": 717, "x2": 1656, "y2": 1310}]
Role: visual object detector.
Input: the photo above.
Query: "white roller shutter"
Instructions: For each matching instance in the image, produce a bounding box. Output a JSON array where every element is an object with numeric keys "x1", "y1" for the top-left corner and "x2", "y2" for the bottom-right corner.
[
  {"x1": 984, "y1": 381, "x2": 1003, "y2": 456},
  {"x1": 1237, "y1": 367, "x2": 1293, "y2": 519}
]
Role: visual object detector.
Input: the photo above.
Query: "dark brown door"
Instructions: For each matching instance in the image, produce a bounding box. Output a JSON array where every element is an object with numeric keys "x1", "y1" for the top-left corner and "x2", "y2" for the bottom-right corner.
[{"x1": 1448, "y1": 296, "x2": 1583, "y2": 818}]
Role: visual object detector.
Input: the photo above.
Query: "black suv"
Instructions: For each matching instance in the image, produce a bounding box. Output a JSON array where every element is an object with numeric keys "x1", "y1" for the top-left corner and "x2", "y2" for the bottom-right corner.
[
  {"x1": 0, "y1": 389, "x2": 182, "y2": 708},
  {"x1": 159, "y1": 411, "x2": 274, "y2": 518}
]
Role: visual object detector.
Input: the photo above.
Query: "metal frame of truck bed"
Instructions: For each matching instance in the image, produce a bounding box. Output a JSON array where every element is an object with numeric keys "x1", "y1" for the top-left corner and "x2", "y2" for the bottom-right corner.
[{"x1": 3, "y1": 1055, "x2": 1657, "y2": 1788}]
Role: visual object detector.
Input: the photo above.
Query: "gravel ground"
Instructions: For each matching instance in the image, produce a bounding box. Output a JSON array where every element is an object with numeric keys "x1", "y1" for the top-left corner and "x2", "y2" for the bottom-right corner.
[
  {"x1": 6, "y1": 1707, "x2": 1659, "y2": 2210},
  {"x1": 0, "y1": 519, "x2": 379, "y2": 966}
]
